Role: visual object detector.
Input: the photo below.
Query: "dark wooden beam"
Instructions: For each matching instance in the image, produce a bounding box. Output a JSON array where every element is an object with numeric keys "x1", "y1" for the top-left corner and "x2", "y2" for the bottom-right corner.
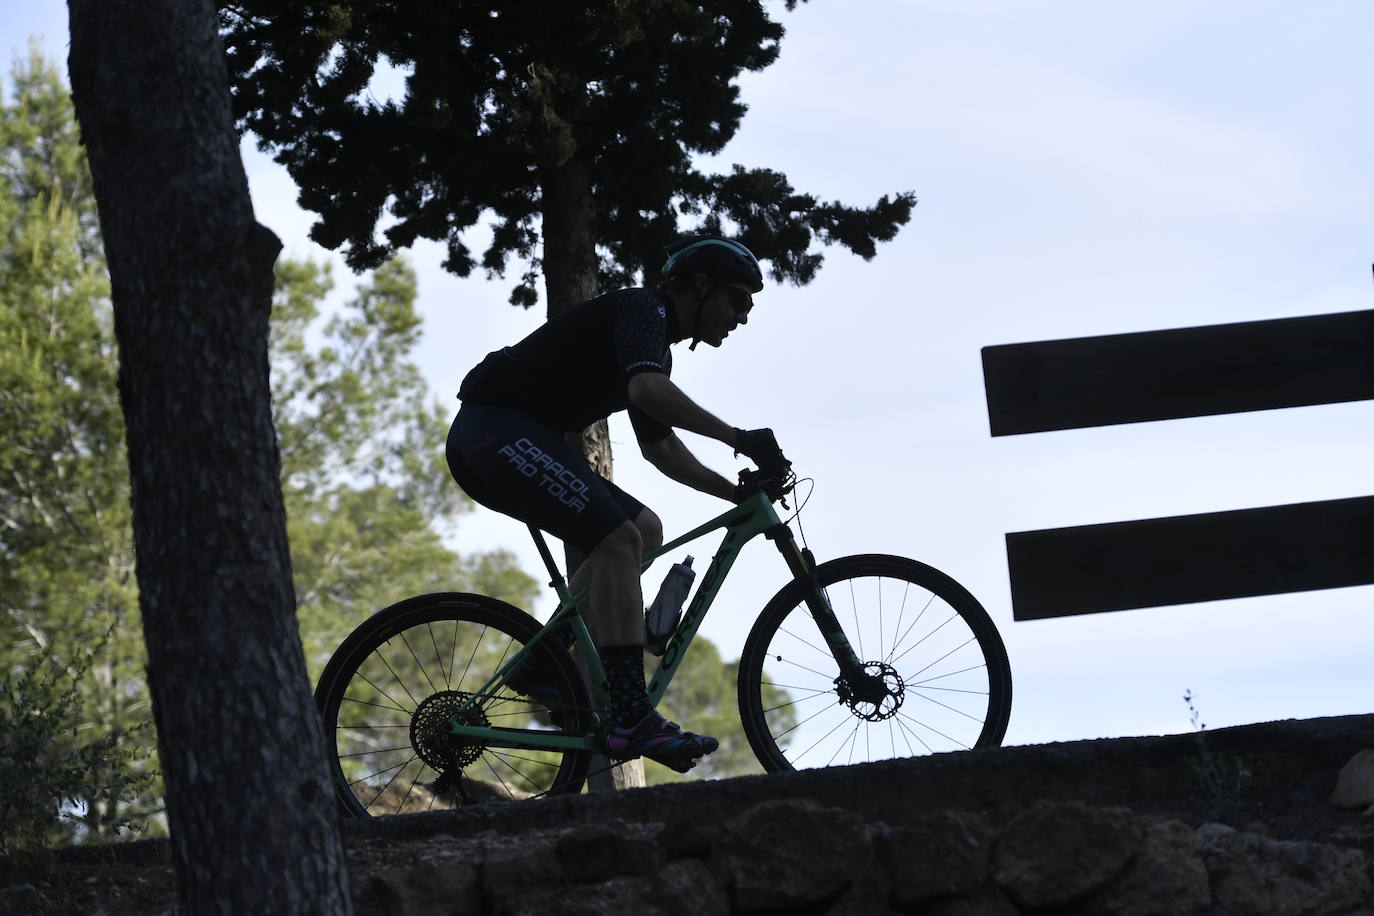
[
  {"x1": 982, "y1": 309, "x2": 1374, "y2": 436},
  {"x1": 1006, "y1": 495, "x2": 1374, "y2": 620}
]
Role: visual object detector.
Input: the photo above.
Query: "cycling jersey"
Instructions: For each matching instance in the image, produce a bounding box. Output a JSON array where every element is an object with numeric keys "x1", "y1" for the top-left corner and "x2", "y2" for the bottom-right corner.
[
  {"x1": 458, "y1": 287, "x2": 683, "y2": 442},
  {"x1": 449, "y1": 287, "x2": 684, "y2": 553}
]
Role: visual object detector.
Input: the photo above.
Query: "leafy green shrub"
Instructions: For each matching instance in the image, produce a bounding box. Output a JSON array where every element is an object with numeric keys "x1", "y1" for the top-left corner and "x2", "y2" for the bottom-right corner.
[{"x1": 0, "y1": 643, "x2": 150, "y2": 860}]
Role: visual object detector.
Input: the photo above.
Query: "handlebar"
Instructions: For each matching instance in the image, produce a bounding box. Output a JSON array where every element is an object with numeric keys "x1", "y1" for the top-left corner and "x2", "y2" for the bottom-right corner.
[{"x1": 737, "y1": 466, "x2": 797, "y2": 504}]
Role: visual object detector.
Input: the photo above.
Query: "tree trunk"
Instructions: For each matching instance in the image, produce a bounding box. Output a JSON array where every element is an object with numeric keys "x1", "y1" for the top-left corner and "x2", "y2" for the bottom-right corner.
[
  {"x1": 542, "y1": 155, "x2": 646, "y2": 791},
  {"x1": 66, "y1": 2, "x2": 353, "y2": 912}
]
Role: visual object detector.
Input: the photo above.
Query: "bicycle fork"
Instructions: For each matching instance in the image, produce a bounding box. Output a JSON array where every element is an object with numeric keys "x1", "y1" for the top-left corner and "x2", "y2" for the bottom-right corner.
[{"x1": 766, "y1": 525, "x2": 865, "y2": 679}]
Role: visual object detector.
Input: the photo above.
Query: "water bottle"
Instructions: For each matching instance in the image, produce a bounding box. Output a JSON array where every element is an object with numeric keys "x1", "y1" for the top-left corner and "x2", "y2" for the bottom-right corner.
[{"x1": 645, "y1": 556, "x2": 695, "y2": 656}]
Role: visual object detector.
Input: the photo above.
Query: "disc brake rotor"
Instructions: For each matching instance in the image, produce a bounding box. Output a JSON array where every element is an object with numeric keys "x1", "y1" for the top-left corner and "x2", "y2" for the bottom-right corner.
[{"x1": 835, "y1": 661, "x2": 905, "y2": 722}]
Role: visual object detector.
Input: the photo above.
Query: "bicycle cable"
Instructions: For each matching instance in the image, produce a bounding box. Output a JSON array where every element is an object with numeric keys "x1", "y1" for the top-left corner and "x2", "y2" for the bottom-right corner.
[{"x1": 785, "y1": 475, "x2": 816, "y2": 553}]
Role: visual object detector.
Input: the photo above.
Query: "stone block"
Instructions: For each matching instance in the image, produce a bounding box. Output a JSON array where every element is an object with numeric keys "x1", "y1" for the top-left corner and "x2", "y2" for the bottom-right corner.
[
  {"x1": 991, "y1": 801, "x2": 1141, "y2": 908},
  {"x1": 557, "y1": 822, "x2": 664, "y2": 883},
  {"x1": 1330, "y1": 749, "x2": 1374, "y2": 809},
  {"x1": 1087, "y1": 818, "x2": 1210, "y2": 916},
  {"x1": 354, "y1": 861, "x2": 481, "y2": 916},
  {"x1": 885, "y1": 811, "x2": 992, "y2": 904},
  {"x1": 712, "y1": 798, "x2": 873, "y2": 912},
  {"x1": 1197, "y1": 822, "x2": 1371, "y2": 916}
]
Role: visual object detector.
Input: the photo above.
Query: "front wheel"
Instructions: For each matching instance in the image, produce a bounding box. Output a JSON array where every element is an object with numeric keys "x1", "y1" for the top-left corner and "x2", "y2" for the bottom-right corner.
[
  {"x1": 314, "y1": 592, "x2": 593, "y2": 816},
  {"x1": 738, "y1": 554, "x2": 1012, "y2": 772}
]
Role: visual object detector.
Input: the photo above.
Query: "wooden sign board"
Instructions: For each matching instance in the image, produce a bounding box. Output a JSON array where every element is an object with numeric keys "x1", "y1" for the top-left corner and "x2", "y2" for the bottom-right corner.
[
  {"x1": 982, "y1": 309, "x2": 1374, "y2": 437},
  {"x1": 983, "y1": 308, "x2": 1374, "y2": 619},
  {"x1": 1006, "y1": 496, "x2": 1374, "y2": 621}
]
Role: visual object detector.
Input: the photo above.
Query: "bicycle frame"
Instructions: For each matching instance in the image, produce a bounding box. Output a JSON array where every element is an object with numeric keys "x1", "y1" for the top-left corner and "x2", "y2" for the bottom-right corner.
[{"x1": 444, "y1": 490, "x2": 864, "y2": 753}]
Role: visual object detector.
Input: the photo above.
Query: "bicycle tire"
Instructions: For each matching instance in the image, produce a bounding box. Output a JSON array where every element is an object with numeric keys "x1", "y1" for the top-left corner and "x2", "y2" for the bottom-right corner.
[
  {"x1": 314, "y1": 592, "x2": 593, "y2": 816},
  {"x1": 738, "y1": 554, "x2": 1012, "y2": 772}
]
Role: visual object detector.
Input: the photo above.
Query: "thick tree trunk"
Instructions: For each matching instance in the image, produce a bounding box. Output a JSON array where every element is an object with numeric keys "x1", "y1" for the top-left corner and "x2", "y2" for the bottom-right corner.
[
  {"x1": 542, "y1": 155, "x2": 646, "y2": 791},
  {"x1": 66, "y1": 2, "x2": 353, "y2": 912}
]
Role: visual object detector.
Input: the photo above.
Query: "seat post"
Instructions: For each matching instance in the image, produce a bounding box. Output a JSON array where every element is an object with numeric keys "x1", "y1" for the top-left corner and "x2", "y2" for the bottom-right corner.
[{"x1": 528, "y1": 524, "x2": 568, "y2": 592}]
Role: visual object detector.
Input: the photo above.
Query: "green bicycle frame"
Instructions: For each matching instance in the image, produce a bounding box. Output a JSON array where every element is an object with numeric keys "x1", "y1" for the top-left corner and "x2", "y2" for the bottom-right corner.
[{"x1": 444, "y1": 490, "x2": 864, "y2": 753}]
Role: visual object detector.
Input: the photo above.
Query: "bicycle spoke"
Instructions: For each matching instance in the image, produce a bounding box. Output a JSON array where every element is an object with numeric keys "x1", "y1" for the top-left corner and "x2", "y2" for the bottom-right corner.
[
  {"x1": 890, "y1": 611, "x2": 959, "y2": 666},
  {"x1": 769, "y1": 649, "x2": 837, "y2": 681},
  {"x1": 777, "y1": 623, "x2": 834, "y2": 661},
  {"x1": 847, "y1": 578, "x2": 864, "y2": 661},
  {"x1": 374, "y1": 643, "x2": 424, "y2": 710},
  {"x1": 895, "y1": 708, "x2": 969, "y2": 750},
  {"x1": 893, "y1": 713, "x2": 933, "y2": 755},
  {"x1": 912, "y1": 687, "x2": 987, "y2": 724},
  {"x1": 890, "y1": 596, "x2": 945, "y2": 667},
  {"x1": 399, "y1": 629, "x2": 441, "y2": 697},
  {"x1": 340, "y1": 693, "x2": 409, "y2": 716},
  {"x1": 427, "y1": 622, "x2": 449, "y2": 689},
  {"x1": 909, "y1": 662, "x2": 988, "y2": 689},
  {"x1": 907, "y1": 634, "x2": 976, "y2": 680},
  {"x1": 339, "y1": 743, "x2": 414, "y2": 759},
  {"x1": 794, "y1": 710, "x2": 856, "y2": 765},
  {"x1": 353, "y1": 670, "x2": 413, "y2": 716}
]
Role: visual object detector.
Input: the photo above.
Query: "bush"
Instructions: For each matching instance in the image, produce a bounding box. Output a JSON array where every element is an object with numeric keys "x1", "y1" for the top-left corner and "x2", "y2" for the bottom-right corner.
[{"x1": 0, "y1": 643, "x2": 149, "y2": 860}]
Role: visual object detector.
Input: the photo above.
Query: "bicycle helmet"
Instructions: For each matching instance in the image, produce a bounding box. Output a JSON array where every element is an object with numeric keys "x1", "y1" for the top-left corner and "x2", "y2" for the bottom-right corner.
[{"x1": 661, "y1": 236, "x2": 764, "y2": 293}]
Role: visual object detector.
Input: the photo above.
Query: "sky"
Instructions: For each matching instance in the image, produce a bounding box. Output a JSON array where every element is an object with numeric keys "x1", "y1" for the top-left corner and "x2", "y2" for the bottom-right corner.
[{"x1": 7, "y1": 1, "x2": 1371, "y2": 749}]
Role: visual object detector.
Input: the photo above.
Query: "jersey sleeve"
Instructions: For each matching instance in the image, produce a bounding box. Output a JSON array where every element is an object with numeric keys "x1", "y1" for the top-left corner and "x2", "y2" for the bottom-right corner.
[
  {"x1": 612, "y1": 290, "x2": 670, "y2": 381},
  {"x1": 627, "y1": 348, "x2": 673, "y2": 442}
]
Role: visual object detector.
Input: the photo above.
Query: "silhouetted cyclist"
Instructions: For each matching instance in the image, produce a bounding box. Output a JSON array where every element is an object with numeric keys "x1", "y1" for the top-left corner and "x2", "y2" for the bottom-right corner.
[{"x1": 446, "y1": 236, "x2": 788, "y2": 771}]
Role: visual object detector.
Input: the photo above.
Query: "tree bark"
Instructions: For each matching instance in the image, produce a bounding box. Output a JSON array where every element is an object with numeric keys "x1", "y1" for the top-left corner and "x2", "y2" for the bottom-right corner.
[
  {"x1": 542, "y1": 155, "x2": 646, "y2": 791},
  {"x1": 66, "y1": 2, "x2": 353, "y2": 912}
]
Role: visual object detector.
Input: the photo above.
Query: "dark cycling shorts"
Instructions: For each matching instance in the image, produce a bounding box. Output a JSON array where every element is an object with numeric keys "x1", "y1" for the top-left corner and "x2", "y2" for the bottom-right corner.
[{"x1": 446, "y1": 405, "x2": 647, "y2": 555}]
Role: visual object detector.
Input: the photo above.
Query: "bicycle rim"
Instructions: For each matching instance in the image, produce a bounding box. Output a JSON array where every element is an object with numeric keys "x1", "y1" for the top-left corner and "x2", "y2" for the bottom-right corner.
[
  {"x1": 739, "y1": 554, "x2": 1012, "y2": 772},
  {"x1": 315, "y1": 593, "x2": 592, "y2": 816}
]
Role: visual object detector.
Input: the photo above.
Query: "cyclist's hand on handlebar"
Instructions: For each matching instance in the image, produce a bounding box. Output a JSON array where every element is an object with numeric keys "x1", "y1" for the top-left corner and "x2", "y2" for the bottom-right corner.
[{"x1": 733, "y1": 427, "x2": 790, "y2": 472}]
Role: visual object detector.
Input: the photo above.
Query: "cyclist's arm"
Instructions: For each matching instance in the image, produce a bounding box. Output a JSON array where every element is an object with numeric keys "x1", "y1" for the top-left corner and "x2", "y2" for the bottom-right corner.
[
  {"x1": 640, "y1": 432, "x2": 737, "y2": 501},
  {"x1": 627, "y1": 373, "x2": 741, "y2": 449}
]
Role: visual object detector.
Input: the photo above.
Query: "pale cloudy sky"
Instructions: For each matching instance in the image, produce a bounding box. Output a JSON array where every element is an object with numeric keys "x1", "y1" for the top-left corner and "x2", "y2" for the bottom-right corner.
[{"x1": 7, "y1": 2, "x2": 1371, "y2": 748}]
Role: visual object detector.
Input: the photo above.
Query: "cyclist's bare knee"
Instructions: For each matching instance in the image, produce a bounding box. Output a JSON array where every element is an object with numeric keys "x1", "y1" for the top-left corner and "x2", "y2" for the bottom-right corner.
[
  {"x1": 590, "y1": 520, "x2": 642, "y2": 567},
  {"x1": 634, "y1": 508, "x2": 663, "y2": 554}
]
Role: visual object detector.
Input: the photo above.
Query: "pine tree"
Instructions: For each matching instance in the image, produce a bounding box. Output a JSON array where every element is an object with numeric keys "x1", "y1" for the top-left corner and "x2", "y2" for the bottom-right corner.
[{"x1": 219, "y1": 1, "x2": 915, "y2": 312}]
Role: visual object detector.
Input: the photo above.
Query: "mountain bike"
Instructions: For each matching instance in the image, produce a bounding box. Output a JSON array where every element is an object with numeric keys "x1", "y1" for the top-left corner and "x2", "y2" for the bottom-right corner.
[{"x1": 313, "y1": 468, "x2": 1013, "y2": 816}]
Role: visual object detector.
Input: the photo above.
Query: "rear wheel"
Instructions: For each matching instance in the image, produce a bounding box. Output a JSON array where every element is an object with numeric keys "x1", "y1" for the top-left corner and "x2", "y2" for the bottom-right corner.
[
  {"x1": 314, "y1": 593, "x2": 593, "y2": 816},
  {"x1": 738, "y1": 554, "x2": 1012, "y2": 772}
]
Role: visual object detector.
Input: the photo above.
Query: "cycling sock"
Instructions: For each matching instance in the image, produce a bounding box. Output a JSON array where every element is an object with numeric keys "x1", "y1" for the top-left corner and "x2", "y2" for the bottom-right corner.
[{"x1": 601, "y1": 644, "x2": 652, "y2": 728}]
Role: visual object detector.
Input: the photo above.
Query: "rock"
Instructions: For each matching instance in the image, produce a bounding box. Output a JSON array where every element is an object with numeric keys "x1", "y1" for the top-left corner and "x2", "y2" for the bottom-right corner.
[
  {"x1": 1330, "y1": 749, "x2": 1374, "y2": 809},
  {"x1": 1087, "y1": 818, "x2": 1210, "y2": 916},
  {"x1": 929, "y1": 886, "x2": 1022, "y2": 916},
  {"x1": 355, "y1": 861, "x2": 482, "y2": 916},
  {"x1": 495, "y1": 860, "x2": 728, "y2": 916},
  {"x1": 499, "y1": 862, "x2": 728, "y2": 916},
  {"x1": 991, "y1": 801, "x2": 1141, "y2": 908},
  {"x1": 1196, "y1": 822, "x2": 1371, "y2": 916},
  {"x1": 482, "y1": 838, "x2": 564, "y2": 914},
  {"x1": 557, "y1": 822, "x2": 664, "y2": 882},
  {"x1": 712, "y1": 798, "x2": 872, "y2": 912},
  {"x1": 649, "y1": 860, "x2": 731, "y2": 916},
  {"x1": 885, "y1": 811, "x2": 992, "y2": 904}
]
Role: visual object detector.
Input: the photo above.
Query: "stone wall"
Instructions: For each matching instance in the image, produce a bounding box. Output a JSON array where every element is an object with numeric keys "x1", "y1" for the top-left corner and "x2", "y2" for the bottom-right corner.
[{"x1": 355, "y1": 797, "x2": 1372, "y2": 916}]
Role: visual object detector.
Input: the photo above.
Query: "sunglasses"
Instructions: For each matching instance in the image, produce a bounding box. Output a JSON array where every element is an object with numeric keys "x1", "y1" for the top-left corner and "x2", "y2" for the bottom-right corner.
[{"x1": 723, "y1": 285, "x2": 753, "y2": 314}]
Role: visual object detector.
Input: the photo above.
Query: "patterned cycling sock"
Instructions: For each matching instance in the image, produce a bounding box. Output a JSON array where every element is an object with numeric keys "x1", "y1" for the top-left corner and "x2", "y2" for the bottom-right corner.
[{"x1": 600, "y1": 645, "x2": 652, "y2": 728}]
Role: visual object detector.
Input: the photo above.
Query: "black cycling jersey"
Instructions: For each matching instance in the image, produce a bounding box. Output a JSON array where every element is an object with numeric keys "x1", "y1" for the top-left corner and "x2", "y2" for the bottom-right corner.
[{"x1": 458, "y1": 287, "x2": 684, "y2": 442}]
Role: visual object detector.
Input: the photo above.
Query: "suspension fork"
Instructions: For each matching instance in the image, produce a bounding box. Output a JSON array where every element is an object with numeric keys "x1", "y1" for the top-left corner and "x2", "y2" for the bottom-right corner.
[{"x1": 766, "y1": 525, "x2": 865, "y2": 677}]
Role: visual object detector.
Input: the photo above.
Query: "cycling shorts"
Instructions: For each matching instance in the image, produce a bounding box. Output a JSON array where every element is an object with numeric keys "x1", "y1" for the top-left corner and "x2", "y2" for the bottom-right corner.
[{"x1": 446, "y1": 405, "x2": 647, "y2": 555}]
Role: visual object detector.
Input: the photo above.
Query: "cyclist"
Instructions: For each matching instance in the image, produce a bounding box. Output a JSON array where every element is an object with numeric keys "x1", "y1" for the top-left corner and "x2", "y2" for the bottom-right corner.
[{"x1": 446, "y1": 235, "x2": 789, "y2": 772}]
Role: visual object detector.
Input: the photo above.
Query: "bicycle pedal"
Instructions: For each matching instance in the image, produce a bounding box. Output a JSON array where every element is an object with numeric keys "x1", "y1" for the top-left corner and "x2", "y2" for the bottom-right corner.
[{"x1": 665, "y1": 756, "x2": 700, "y2": 775}]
